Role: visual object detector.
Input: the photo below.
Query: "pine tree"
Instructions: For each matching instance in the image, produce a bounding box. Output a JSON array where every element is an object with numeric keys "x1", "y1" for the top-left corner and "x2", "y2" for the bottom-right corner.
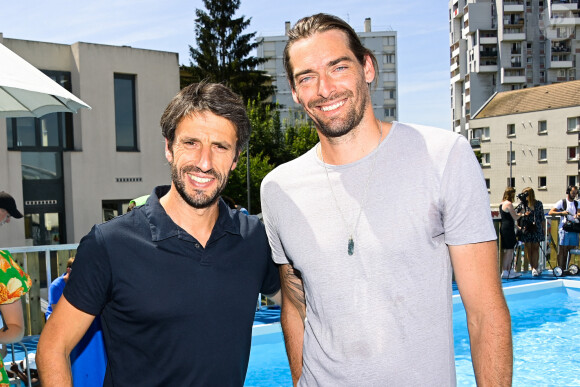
[{"x1": 184, "y1": 0, "x2": 274, "y2": 102}]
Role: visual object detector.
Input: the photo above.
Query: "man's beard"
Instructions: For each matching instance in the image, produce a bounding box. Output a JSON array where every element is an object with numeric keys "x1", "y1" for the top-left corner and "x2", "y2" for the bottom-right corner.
[
  {"x1": 306, "y1": 82, "x2": 369, "y2": 139},
  {"x1": 170, "y1": 163, "x2": 231, "y2": 209}
]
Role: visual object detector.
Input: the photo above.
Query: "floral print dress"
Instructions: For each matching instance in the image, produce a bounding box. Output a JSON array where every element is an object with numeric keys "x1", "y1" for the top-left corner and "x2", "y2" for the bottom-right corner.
[{"x1": 0, "y1": 250, "x2": 32, "y2": 387}]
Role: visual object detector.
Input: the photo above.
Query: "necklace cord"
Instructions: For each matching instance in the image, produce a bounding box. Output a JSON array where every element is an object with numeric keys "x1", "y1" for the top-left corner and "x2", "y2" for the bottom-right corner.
[{"x1": 320, "y1": 120, "x2": 383, "y2": 255}]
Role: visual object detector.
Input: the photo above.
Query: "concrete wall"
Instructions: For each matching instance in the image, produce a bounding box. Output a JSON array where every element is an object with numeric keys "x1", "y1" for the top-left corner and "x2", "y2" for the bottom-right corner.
[
  {"x1": 0, "y1": 38, "x2": 179, "y2": 247},
  {"x1": 471, "y1": 105, "x2": 580, "y2": 209}
]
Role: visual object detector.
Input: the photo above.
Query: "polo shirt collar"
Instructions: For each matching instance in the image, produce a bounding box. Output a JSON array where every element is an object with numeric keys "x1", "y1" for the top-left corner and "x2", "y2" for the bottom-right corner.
[{"x1": 144, "y1": 185, "x2": 240, "y2": 242}]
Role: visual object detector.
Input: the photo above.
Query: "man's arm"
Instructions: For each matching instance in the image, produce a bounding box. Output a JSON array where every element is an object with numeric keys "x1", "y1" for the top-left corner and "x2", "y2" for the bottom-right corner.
[
  {"x1": 37, "y1": 295, "x2": 96, "y2": 387},
  {"x1": 279, "y1": 264, "x2": 306, "y2": 386},
  {"x1": 450, "y1": 241, "x2": 512, "y2": 386}
]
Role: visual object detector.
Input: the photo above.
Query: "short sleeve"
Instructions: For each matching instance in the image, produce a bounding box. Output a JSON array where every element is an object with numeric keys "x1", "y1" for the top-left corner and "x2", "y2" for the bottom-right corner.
[
  {"x1": 63, "y1": 225, "x2": 112, "y2": 316},
  {"x1": 260, "y1": 182, "x2": 290, "y2": 265},
  {"x1": 440, "y1": 137, "x2": 497, "y2": 245},
  {"x1": 0, "y1": 250, "x2": 32, "y2": 305},
  {"x1": 260, "y1": 245, "x2": 281, "y2": 296}
]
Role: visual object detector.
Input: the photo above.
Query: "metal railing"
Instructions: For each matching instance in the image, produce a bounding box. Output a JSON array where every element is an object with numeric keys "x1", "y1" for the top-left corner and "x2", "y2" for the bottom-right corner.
[{"x1": 1, "y1": 244, "x2": 78, "y2": 335}]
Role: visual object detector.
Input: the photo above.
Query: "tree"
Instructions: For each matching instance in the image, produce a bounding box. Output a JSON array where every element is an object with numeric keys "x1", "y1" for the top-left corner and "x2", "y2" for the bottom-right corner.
[
  {"x1": 222, "y1": 151, "x2": 274, "y2": 214},
  {"x1": 184, "y1": 0, "x2": 274, "y2": 102}
]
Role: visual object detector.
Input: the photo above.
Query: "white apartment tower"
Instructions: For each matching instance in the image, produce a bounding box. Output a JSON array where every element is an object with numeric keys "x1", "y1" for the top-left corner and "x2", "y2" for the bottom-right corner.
[
  {"x1": 257, "y1": 18, "x2": 398, "y2": 123},
  {"x1": 449, "y1": 0, "x2": 580, "y2": 138}
]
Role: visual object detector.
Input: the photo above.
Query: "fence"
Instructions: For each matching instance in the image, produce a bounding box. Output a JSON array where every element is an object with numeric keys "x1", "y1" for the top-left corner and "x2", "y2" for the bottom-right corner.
[
  {"x1": 2, "y1": 244, "x2": 78, "y2": 335},
  {"x1": 2, "y1": 215, "x2": 578, "y2": 336}
]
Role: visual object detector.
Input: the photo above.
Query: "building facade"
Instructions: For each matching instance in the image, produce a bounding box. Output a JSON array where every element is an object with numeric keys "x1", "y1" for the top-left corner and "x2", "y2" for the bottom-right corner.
[
  {"x1": 470, "y1": 80, "x2": 580, "y2": 207},
  {"x1": 0, "y1": 35, "x2": 180, "y2": 248},
  {"x1": 450, "y1": 0, "x2": 580, "y2": 138},
  {"x1": 256, "y1": 18, "x2": 398, "y2": 124}
]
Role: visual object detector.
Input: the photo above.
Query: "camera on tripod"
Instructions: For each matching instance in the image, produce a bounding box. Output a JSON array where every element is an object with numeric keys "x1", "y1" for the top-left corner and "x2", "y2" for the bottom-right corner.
[
  {"x1": 515, "y1": 191, "x2": 536, "y2": 236},
  {"x1": 515, "y1": 191, "x2": 528, "y2": 214}
]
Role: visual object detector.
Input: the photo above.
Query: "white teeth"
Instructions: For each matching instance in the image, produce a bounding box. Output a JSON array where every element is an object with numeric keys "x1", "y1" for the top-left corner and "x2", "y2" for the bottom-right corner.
[
  {"x1": 188, "y1": 174, "x2": 212, "y2": 183},
  {"x1": 320, "y1": 100, "x2": 345, "y2": 112}
]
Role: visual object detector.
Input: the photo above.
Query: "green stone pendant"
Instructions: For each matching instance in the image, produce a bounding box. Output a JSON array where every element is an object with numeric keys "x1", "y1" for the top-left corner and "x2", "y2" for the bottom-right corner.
[{"x1": 348, "y1": 237, "x2": 354, "y2": 255}]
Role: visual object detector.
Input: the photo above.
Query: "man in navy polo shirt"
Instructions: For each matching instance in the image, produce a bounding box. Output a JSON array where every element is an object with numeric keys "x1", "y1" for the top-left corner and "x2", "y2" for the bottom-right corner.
[{"x1": 37, "y1": 82, "x2": 281, "y2": 386}]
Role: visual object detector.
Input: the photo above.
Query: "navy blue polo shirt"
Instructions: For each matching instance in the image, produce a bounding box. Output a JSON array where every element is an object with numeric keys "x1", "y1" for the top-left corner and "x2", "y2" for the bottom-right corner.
[{"x1": 64, "y1": 186, "x2": 280, "y2": 386}]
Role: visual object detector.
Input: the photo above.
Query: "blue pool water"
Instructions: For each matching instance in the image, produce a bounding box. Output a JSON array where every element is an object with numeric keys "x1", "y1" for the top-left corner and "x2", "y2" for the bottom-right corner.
[{"x1": 245, "y1": 282, "x2": 580, "y2": 386}]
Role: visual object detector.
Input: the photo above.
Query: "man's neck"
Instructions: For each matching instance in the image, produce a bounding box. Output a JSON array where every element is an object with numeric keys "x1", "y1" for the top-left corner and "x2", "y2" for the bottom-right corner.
[
  {"x1": 318, "y1": 116, "x2": 391, "y2": 165},
  {"x1": 159, "y1": 186, "x2": 220, "y2": 247}
]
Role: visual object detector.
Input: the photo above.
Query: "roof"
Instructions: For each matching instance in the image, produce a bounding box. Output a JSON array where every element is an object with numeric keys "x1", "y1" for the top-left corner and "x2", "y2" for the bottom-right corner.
[{"x1": 472, "y1": 80, "x2": 580, "y2": 119}]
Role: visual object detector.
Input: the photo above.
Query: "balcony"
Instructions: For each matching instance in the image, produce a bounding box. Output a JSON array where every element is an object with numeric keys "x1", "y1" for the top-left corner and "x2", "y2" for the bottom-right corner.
[
  {"x1": 502, "y1": 28, "x2": 526, "y2": 41},
  {"x1": 470, "y1": 138, "x2": 481, "y2": 148},
  {"x1": 480, "y1": 36, "x2": 498, "y2": 44},
  {"x1": 550, "y1": 59, "x2": 574, "y2": 68},
  {"x1": 481, "y1": 49, "x2": 498, "y2": 57},
  {"x1": 479, "y1": 64, "x2": 498, "y2": 72},
  {"x1": 504, "y1": 3, "x2": 525, "y2": 12},
  {"x1": 501, "y1": 68, "x2": 526, "y2": 83},
  {"x1": 552, "y1": 0, "x2": 580, "y2": 12}
]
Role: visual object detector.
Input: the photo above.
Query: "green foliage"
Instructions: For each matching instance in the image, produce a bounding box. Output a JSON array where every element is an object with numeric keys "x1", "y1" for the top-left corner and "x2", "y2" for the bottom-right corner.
[
  {"x1": 223, "y1": 151, "x2": 274, "y2": 214},
  {"x1": 183, "y1": 0, "x2": 274, "y2": 102},
  {"x1": 226, "y1": 99, "x2": 319, "y2": 214}
]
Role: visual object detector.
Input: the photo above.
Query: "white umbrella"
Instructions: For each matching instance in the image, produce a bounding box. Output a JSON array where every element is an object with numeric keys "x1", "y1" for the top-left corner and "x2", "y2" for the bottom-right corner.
[{"x1": 0, "y1": 43, "x2": 91, "y2": 118}]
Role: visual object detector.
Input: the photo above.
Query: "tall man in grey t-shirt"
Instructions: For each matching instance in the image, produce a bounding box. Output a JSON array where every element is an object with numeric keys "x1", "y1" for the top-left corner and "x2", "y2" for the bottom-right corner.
[{"x1": 260, "y1": 13, "x2": 513, "y2": 386}]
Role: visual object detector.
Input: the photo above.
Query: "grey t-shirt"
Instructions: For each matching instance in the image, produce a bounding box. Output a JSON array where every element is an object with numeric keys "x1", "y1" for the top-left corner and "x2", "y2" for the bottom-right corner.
[{"x1": 261, "y1": 122, "x2": 497, "y2": 386}]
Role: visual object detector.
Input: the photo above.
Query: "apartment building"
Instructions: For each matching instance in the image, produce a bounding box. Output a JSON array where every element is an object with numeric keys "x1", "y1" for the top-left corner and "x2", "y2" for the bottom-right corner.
[
  {"x1": 0, "y1": 35, "x2": 179, "y2": 248},
  {"x1": 470, "y1": 80, "x2": 580, "y2": 206},
  {"x1": 449, "y1": 0, "x2": 580, "y2": 138},
  {"x1": 256, "y1": 18, "x2": 398, "y2": 123}
]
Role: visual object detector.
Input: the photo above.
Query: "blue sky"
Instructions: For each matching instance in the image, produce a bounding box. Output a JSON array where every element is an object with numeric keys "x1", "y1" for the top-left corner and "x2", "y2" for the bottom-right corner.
[{"x1": 0, "y1": 0, "x2": 451, "y2": 129}]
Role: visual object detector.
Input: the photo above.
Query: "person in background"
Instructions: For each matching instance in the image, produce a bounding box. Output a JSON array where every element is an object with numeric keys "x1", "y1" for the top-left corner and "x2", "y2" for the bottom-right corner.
[
  {"x1": 0, "y1": 192, "x2": 32, "y2": 385},
  {"x1": 46, "y1": 257, "x2": 75, "y2": 320},
  {"x1": 260, "y1": 13, "x2": 512, "y2": 386},
  {"x1": 45, "y1": 256, "x2": 107, "y2": 387},
  {"x1": 37, "y1": 82, "x2": 280, "y2": 386},
  {"x1": 499, "y1": 187, "x2": 523, "y2": 278},
  {"x1": 549, "y1": 185, "x2": 580, "y2": 269},
  {"x1": 517, "y1": 187, "x2": 545, "y2": 276},
  {"x1": 126, "y1": 195, "x2": 150, "y2": 213}
]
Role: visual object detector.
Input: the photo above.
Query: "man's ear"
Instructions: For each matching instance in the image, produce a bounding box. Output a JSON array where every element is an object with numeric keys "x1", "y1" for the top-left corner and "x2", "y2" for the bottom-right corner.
[
  {"x1": 231, "y1": 151, "x2": 240, "y2": 171},
  {"x1": 164, "y1": 139, "x2": 173, "y2": 163},
  {"x1": 364, "y1": 54, "x2": 376, "y2": 84},
  {"x1": 290, "y1": 80, "x2": 300, "y2": 105}
]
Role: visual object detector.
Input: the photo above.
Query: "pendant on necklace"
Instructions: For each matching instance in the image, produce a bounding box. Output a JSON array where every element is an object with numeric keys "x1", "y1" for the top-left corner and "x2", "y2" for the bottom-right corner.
[{"x1": 348, "y1": 237, "x2": 354, "y2": 256}]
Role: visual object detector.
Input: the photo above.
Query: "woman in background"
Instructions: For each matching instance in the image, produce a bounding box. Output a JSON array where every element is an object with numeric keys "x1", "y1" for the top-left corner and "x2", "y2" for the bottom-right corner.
[
  {"x1": 499, "y1": 187, "x2": 523, "y2": 278},
  {"x1": 0, "y1": 192, "x2": 32, "y2": 386},
  {"x1": 518, "y1": 187, "x2": 546, "y2": 276}
]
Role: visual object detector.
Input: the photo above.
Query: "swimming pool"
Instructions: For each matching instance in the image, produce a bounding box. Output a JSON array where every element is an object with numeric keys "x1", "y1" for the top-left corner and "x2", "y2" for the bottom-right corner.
[{"x1": 245, "y1": 279, "x2": 580, "y2": 386}]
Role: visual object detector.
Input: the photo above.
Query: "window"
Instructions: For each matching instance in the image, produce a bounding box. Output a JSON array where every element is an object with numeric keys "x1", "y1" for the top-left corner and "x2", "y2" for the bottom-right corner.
[
  {"x1": 383, "y1": 54, "x2": 395, "y2": 64},
  {"x1": 485, "y1": 178, "x2": 490, "y2": 191},
  {"x1": 6, "y1": 71, "x2": 74, "y2": 150},
  {"x1": 481, "y1": 153, "x2": 491, "y2": 166},
  {"x1": 507, "y1": 123, "x2": 516, "y2": 137},
  {"x1": 568, "y1": 146, "x2": 579, "y2": 161},
  {"x1": 568, "y1": 175, "x2": 578, "y2": 187},
  {"x1": 538, "y1": 120, "x2": 547, "y2": 134},
  {"x1": 386, "y1": 89, "x2": 396, "y2": 99},
  {"x1": 507, "y1": 150, "x2": 516, "y2": 165},
  {"x1": 538, "y1": 148, "x2": 547, "y2": 162},
  {"x1": 568, "y1": 117, "x2": 580, "y2": 132},
  {"x1": 507, "y1": 177, "x2": 515, "y2": 188},
  {"x1": 538, "y1": 176, "x2": 547, "y2": 189},
  {"x1": 114, "y1": 74, "x2": 138, "y2": 151},
  {"x1": 385, "y1": 36, "x2": 395, "y2": 46},
  {"x1": 384, "y1": 107, "x2": 396, "y2": 117}
]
